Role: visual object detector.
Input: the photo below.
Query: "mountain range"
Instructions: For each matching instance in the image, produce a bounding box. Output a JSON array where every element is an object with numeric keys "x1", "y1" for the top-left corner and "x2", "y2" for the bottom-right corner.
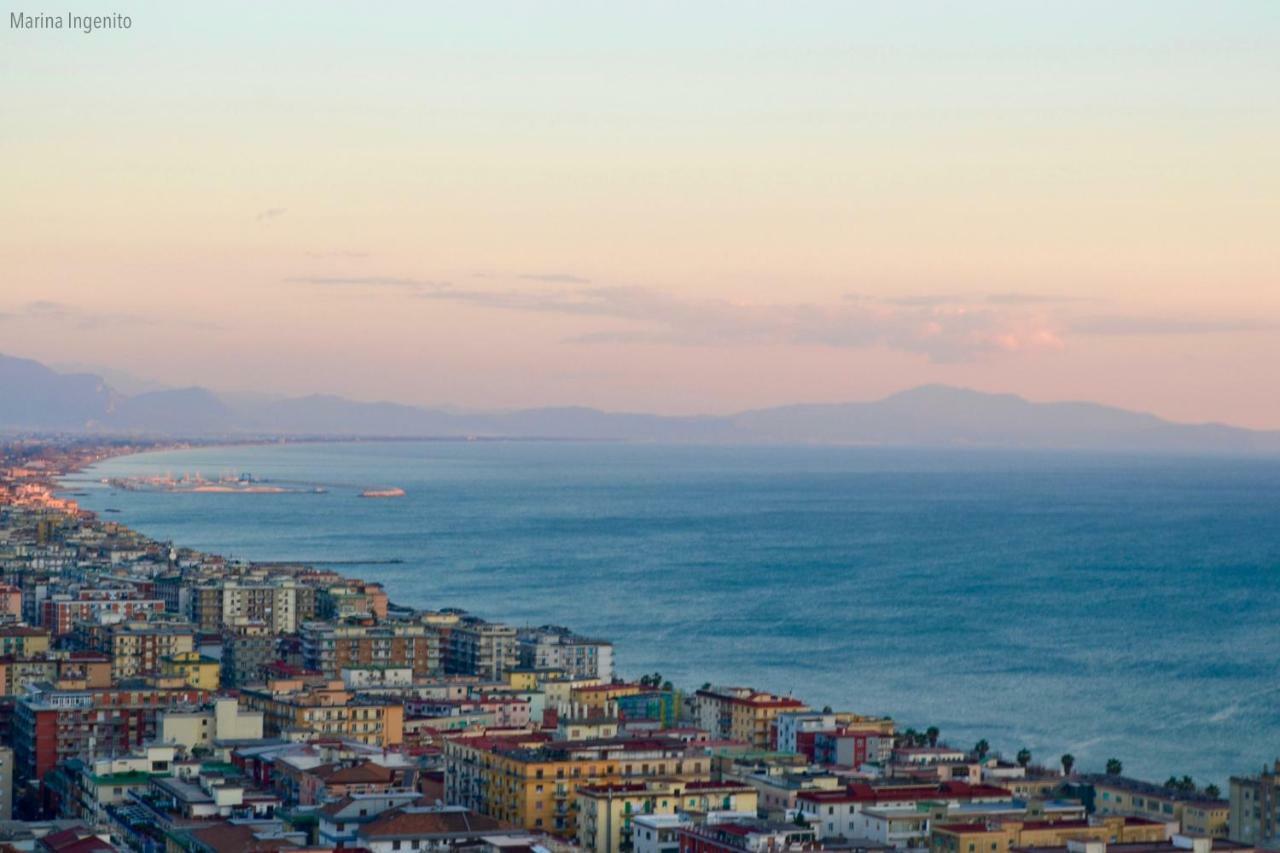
[{"x1": 2, "y1": 352, "x2": 1278, "y2": 454}]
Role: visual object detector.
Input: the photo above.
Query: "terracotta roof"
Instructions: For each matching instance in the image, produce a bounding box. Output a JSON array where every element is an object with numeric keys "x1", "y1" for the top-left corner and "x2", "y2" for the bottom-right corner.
[
  {"x1": 186, "y1": 823, "x2": 297, "y2": 853},
  {"x1": 358, "y1": 808, "x2": 504, "y2": 839},
  {"x1": 313, "y1": 761, "x2": 395, "y2": 785},
  {"x1": 39, "y1": 830, "x2": 115, "y2": 853}
]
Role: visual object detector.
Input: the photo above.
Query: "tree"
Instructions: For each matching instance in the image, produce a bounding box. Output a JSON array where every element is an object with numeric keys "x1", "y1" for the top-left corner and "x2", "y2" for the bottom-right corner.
[
  {"x1": 1016, "y1": 748, "x2": 1032, "y2": 768},
  {"x1": 1205, "y1": 784, "x2": 1221, "y2": 799},
  {"x1": 822, "y1": 705, "x2": 833, "y2": 714},
  {"x1": 1061, "y1": 754, "x2": 1075, "y2": 775},
  {"x1": 1106, "y1": 758, "x2": 1123, "y2": 776},
  {"x1": 974, "y1": 739, "x2": 990, "y2": 759},
  {"x1": 794, "y1": 810, "x2": 809, "y2": 827},
  {"x1": 926, "y1": 726, "x2": 940, "y2": 747}
]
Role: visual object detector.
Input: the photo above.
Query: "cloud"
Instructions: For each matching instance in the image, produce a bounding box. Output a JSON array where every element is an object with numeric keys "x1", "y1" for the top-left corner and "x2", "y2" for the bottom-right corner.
[
  {"x1": 282, "y1": 272, "x2": 1272, "y2": 359},
  {"x1": 1069, "y1": 315, "x2": 1277, "y2": 336},
  {"x1": 255, "y1": 207, "x2": 288, "y2": 222},
  {"x1": 411, "y1": 283, "x2": 1064, "y2": 362},
  {"x1": 867, "y1": 292, "x2": 1092, "y2": 307},
  {"x1": 0, "y1": 301, "x2": 220, "y2": 332},
  {"x1": 518, "y1": 273, "x2": 593, "y2": 285},
  {"x1": 285, "y1": 275, "x2": 441, "y2": 290}
]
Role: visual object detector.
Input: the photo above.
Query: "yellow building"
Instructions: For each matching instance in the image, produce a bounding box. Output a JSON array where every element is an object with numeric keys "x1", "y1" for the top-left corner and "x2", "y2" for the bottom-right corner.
[
  {"x1": 0, "y1": 626, "x2": 51, "y2": 657},
  {"x1": 444, "y1": 734, "x2": 712, "y2": 838},
  {"x1": 1092, "y1": 776, "x2": 1229, "y2": 837},
  {"x1": 161, "y1": 651, "x2": 221, "y2": 690},
  {"x1": 569, "y1": 682, "x2": 642, "y2": 712},
  {"x1": 506, "y1": 669, "x2": 542, "y2": 691},
  {"x1": 542, "y1": 674, "x2": 601, "y2": 708},
  {"x1": 931, "y1": 816, "x2": 1171, "y2": 853},
  {"x1": 577, "y1": 780, "x2": 759, "y2": 853},
  {"x1": 696, "y1": 687, "x2": 810, "y2": 749},
  {"x1": 239, "y1": 678, "x2": 405, "y2": 746}
]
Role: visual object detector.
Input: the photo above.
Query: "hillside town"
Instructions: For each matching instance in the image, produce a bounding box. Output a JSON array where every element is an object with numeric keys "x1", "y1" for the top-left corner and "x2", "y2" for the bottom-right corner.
[{"x1": 0, "y1": 437, "x2": 1274, "y2": 853}]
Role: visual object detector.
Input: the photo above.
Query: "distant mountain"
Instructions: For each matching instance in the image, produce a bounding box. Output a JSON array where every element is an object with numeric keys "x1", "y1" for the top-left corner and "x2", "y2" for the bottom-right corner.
[
  {"x1": 727, "y1": 385, "x2": 1280, "y2": 453},
  {"x1": 104, "y1": 387, "x2": 237, "y2": 434},
  {"x1": 0, "y1": 353, "x2": 118, "y2": 428},
  {"x1": 2, "y1": 352, "x2": 1278, "y2": 454}
]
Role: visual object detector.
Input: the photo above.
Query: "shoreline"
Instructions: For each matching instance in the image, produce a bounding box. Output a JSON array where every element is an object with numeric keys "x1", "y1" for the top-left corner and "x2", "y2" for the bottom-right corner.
[{"x1": 7, "y1": 436, "x2": 1246, "y2": 791}]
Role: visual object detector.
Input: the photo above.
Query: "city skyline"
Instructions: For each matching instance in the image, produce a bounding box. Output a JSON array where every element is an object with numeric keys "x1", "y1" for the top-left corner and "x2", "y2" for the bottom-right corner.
[{"x1": 4, "y1": 1, "x2": 1278, "y2": 427}]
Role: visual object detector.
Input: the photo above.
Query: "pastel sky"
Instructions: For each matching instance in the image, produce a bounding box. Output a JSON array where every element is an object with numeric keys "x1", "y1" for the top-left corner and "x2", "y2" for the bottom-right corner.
[{"x1": 3, "y1": 1, "x2": 1278, "y2": 426}]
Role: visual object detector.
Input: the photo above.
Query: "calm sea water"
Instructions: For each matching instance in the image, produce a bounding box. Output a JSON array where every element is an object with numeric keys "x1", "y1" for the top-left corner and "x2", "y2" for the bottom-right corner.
[{"x1": 63, "y1": 441, "x2": 1280, "y2": 786}]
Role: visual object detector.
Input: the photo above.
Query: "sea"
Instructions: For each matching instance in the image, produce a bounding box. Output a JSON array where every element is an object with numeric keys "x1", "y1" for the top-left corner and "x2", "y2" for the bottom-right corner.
[{"x1": 60, "y1": 440, "x2": 1280, "y2": 786}]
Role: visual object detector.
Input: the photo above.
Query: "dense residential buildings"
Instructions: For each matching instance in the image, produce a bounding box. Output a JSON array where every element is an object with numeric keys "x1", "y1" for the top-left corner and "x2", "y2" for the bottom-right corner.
[
  {"x1": 13, "y1": 680, "x2": 209, "y2": 781},
  {"x1": 577, "y1": 780, "x2": 758, "y2": 853},
  {"x1": 518, "y1": 625, "x2": 615, "y2": 682},
  {"x1": 695, "y1": 687, "x2": 809, "y2": 749},
  {"x1": 220, "y1": 620, "x2": 275, "y2": 687},
  {"x1": 1228, "y1": 763, "x2": 1280, "y2": 846},
  {"x1": 1085, "y1": 775, "x2": 1230, "y2": 838},
  {"x1": 0, "y1": 438, "x2": 1256, "y2": 852},
  {"x1": 300, "y1": 619, "x2": 440, "y2": 678},
  {"x1": 238, "y1": 678, "x2": 405, "y2": 746},
  {"x1": 445, "y1": 617, "x2": 519, "y2": 680}
]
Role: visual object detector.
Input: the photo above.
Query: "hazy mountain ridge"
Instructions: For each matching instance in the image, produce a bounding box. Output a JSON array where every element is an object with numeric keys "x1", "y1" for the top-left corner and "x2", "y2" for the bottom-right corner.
[{"x1": 2, "y1": 353, "x2": 1277, "y2": 453}]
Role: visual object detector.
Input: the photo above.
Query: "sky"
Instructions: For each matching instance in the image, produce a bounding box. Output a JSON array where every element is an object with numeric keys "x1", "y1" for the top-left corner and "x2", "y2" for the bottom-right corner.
[{"x1": 2, "y1": 1, "x2": 1278, "y2": 426}]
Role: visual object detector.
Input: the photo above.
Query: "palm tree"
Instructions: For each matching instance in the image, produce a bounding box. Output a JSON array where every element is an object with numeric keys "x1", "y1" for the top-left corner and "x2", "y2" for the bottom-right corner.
[
  {"x1": 974, "y1": 739, "x2": 990, "y2": 759},
  {"x1": 926, "y1": 726, "x2": 940, "y2": 747},
  {"x1": 1061, "y1": 754, "x2": 1075, "y2": 775},
  {"x1": 1106, "y1": 758, "x2": 1123, "y2": 775},
  {"x1": 1016, "y1": 748, "x2": 1032, "y2": 768}
]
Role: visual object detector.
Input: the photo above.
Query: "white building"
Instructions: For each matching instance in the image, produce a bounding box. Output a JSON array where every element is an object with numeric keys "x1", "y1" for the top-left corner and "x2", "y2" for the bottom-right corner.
[
  {"x1": 158, "y1": 697, "x2": 264, "y2": 750},
  {"x1": 517, "y1": 625, "x2": 614, "y2": 681},
  {"x1": 342, "y1": 665, "x2": 415, "y2": 690}
]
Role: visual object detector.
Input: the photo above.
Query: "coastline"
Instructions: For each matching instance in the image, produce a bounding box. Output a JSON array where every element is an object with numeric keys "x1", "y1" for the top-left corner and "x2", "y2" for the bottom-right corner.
[{"x1": 10, "y1": 436, "x2": 1262, "y2": 790}]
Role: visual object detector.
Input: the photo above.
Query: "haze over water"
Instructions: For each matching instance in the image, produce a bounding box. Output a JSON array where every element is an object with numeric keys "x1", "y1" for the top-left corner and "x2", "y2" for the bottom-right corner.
[{"x1": 68, "y1": 440, "x2": 1280, "y2": 786}]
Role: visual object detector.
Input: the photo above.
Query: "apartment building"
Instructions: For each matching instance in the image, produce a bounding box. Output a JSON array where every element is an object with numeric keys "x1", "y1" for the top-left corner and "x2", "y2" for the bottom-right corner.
[
  {"x1": 160, "y1": 650, "x2": 221, "y2": 689},
  {"x1": 40, "y1": 593, "x2": 165, "y2": 636},
  {"x1": 0, "y1": 650, "x2": 112, "y2": 695},
  {"x1": 932, "y1": 816, "x2": 1172, "y2": 853},
  {"x1": 300, "y1": 619, "x2": 440, "y2": 678},
  {"x1": 238, "y1": 678, "x2": 405, "y2": 746},
  {"x1": 13, "y1": 680, "x2": 209, "y2": 781},
  {"x1": 796, "y1": 781, "x2": 1016, "y2": 841},
  {"x1": 446, "y1": 617, "x2": 518, "y2": 680},
  {"x1": 518, "y1": 625, "x2": 615, "y2": 681},
  {"x1": 0, "y1": 625, "x2": 51, "y2": 657},
  {"x1": 221, "y1": 620, "x2": 275, "y2": 687},
  {"x1": 189, "y1": 579, "x2": 314, "y2": 634},
  {"x1": 158, "y1": 696, "x2": 264, "y2": 750},
  {"x1": 443, "y1": 734, "x2": 713, "y2": 838},
  {"x1": 577, "y1": 780, "x2": 759, "y2": 853},
  {"x1": 695, "y1": 686, "x2": 809, "y2": 749},
  {"x1": 76, "y1": 620, "x2": 196, "y2": 681},
  {"x1": 1088, "y1": 775, "x2": 1229, "y2": 838},
  {"x1": 1229, "y1": 763, "x2": 1280, "y2": 845}
]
